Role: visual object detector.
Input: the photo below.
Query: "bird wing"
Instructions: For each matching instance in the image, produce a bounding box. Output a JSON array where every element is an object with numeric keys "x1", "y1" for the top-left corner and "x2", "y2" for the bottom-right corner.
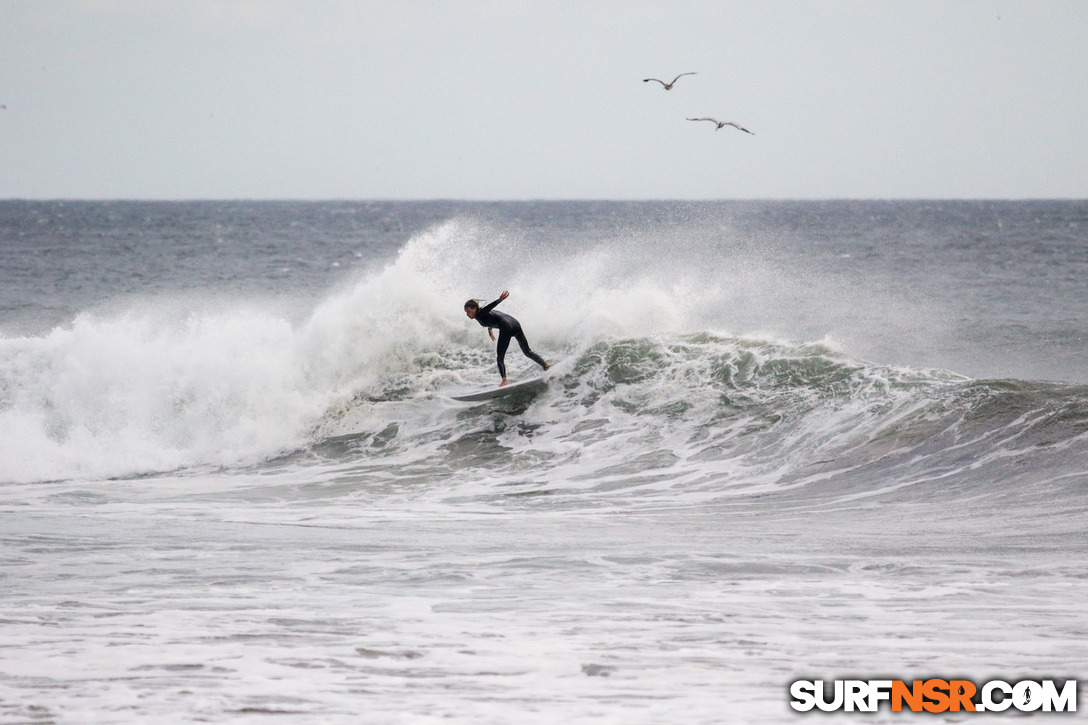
[
  {"x1": 725, "y1": 122, "x2": 754, "y2": 134},
  {"x1": 670, "y1": 72, "x2": 697, "y2": 84},
  {"x1": 686, "y1": 117, "x2": 719, "y2": 123},
  {"x1": 643, "y1": 78, "x2": 666, "y2": 86}
]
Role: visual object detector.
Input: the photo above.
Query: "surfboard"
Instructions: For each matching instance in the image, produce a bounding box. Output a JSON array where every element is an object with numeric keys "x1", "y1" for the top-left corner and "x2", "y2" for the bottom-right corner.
[{"x1": 451, "y1": 378, "x2": 547, "y2": 402}]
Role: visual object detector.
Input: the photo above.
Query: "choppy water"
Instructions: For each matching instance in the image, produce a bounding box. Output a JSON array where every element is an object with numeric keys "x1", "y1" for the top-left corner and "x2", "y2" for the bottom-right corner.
[{"x1": 1, "y1": 201, "x2": 1085, "y2": 722}]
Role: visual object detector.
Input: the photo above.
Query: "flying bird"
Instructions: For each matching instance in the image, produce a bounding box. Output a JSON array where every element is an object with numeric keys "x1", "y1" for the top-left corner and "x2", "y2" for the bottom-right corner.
[
  {"x1": 642, "y1": 72, "x2": 696, "y2": 90},
  {"x1": 686, "y1": 117, "x2": 754, "y2": 135}
]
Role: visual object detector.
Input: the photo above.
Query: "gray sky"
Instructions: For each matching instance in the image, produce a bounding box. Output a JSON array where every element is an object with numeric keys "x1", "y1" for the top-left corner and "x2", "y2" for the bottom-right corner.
[{"x1": 2, "y1": 0, "x2": 1087, "y2": 200}]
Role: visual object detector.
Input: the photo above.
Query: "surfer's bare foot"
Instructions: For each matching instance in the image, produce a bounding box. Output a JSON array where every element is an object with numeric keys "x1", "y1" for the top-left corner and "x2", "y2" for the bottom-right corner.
[{"x1": 499, "y1": 378, "x2": 508, "y2": 387}]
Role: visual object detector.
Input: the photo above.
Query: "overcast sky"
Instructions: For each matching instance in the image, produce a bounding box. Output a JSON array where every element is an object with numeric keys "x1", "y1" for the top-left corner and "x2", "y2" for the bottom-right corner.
[{"x1": 2, "y1": 0, "x2": 1087, "y2": 200}]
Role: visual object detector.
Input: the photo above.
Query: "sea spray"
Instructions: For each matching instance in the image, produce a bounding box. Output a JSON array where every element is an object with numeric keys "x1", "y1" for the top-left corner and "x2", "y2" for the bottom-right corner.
[
  {"x1": 0, "y1": 307, "x2": 317, "y2": 482},
  {"x1": 0, "y1": 219, "x2": 563, "y2": 483}
]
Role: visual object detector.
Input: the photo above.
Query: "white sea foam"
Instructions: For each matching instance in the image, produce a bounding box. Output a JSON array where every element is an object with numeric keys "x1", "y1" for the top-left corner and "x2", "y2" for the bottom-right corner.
[{"x1": 0, "y1": 307, "x2": 314, "y2": 482}]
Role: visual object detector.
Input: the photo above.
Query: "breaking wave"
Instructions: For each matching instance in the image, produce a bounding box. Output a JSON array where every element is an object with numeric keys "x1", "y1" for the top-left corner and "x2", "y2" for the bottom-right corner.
[{"x1": 3, "y1": 218, "x2": 1087, "y2": 505}]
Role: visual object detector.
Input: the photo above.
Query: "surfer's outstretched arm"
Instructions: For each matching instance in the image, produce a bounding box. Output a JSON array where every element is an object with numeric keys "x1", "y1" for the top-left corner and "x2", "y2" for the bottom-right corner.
[{"x1": 480, "y1": 290, "x2": 510, "y2": 315}]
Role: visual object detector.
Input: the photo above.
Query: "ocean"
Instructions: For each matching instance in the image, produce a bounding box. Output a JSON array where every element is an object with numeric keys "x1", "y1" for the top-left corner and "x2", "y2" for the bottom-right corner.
[{"x1": 1, "y1": 200, "x2": 1085, "y2": 723}]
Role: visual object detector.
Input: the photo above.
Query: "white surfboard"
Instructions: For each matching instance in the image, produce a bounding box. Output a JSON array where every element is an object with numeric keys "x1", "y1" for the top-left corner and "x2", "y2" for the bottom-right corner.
[{"x1": 451, "y1": 377, "x2": 547, "y2": 402}]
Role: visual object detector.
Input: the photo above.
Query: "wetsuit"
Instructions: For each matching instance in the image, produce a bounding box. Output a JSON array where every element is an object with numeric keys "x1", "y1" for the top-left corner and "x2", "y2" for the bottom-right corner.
[{"x1": 473, "y1": 297, "x2": 547, "y2": 378}]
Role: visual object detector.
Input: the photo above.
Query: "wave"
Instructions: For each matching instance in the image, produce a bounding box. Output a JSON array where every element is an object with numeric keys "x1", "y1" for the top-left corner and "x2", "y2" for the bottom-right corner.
[
  {"x1": 0, "y1": 217, "x2": 685, "y2": 483},
  {"x1": 3, "y1": 219, "x2": 1088, "y2": 498},
  {"x1": 313, "y1": 333, "x2": 1088, "y2": 509}
]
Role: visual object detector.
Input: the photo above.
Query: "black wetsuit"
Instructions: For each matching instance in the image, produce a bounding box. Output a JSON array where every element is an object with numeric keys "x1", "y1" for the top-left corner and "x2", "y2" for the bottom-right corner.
[{"x1": 473, "y1": 298, "x2": 547, "y2": 378}]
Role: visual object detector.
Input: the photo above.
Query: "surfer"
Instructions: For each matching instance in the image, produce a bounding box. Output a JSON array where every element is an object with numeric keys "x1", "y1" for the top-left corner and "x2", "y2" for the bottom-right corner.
[{"x1": 464, "y1": 291, "x2": 549, "y2": 386}]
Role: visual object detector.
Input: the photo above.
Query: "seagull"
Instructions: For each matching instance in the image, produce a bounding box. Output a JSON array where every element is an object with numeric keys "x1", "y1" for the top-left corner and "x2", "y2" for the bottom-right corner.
[
  {"x1": 642, "y1": 72, "x2": 696, "y2": 90},
  {"x1": 686, "y1": 117, "x2": 754, "y2": 135}
]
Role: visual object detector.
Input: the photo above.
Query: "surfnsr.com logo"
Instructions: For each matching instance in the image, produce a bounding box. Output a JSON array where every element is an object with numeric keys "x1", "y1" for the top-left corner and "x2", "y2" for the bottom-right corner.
[{"x1": 789, "y1": 679, "x2": 1077, "y2": 713}]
